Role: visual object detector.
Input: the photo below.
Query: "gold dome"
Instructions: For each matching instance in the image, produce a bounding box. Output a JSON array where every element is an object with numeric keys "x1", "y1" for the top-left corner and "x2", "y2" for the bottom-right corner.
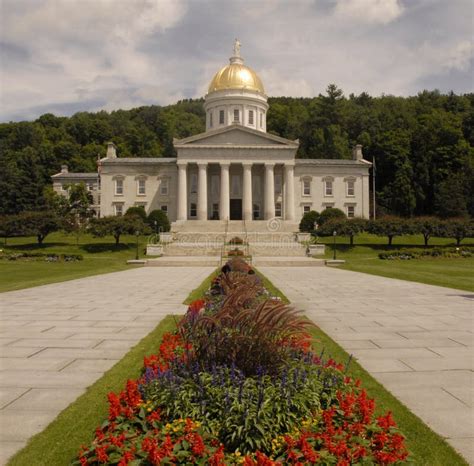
[{"x1": 208, "y1": 62, "x2": 265, "y2": 94}]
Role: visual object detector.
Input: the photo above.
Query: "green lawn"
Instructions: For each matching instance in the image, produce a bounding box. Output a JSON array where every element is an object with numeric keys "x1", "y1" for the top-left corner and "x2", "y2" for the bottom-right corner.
[
  {"x1": 0, "y1": 232, "x2": 147, "y2": 293},
  {"x1": 318, "y1": 233, "x2": 474, "y2": 292}
]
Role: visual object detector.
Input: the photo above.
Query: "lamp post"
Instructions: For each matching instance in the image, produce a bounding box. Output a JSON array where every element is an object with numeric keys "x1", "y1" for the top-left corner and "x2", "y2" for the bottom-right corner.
[
  {"x1": 135, "y1": 230, "x2": 140, "y2": 260},
  {"x1": 333, "y1": 230, "x2": 337, "y2": 260}
]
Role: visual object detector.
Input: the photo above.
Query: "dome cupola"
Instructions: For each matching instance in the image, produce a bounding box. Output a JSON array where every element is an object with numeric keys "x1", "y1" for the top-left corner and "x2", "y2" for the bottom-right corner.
[{"x1": 204, "y1": 40, "x2": 268, "y2": 133}]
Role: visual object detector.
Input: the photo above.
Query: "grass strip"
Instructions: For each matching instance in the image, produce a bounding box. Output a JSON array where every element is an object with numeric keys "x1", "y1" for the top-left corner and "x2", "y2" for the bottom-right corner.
[
  {"x1": 183, "y1": 268, "x2": 219, "y2": 304},
  {"x1": 7, "y1": 316, "x2": 178, "y2": 466}
]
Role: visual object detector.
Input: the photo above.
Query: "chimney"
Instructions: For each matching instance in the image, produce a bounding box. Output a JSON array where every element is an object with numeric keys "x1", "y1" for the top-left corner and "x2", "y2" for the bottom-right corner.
[
  {"x1": 106, "y1": 142, "x2": 117, "y2": 158},
  {"x1": 61, "y1": 165, "x2": 68, "y2": 174},
  {"x1": 352, "y1": 144, "x2": 363, "y2": 161}
]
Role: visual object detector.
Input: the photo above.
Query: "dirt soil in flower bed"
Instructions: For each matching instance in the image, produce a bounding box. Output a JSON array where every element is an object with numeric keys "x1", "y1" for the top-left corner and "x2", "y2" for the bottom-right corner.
[{"x1": 74, "y1": 258, "x2": 410, "y2": 465}]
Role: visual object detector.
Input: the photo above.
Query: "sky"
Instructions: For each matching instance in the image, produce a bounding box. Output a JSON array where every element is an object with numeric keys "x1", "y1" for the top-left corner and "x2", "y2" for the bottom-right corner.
[{"x1": 0, "y1": 0, "x2": 472, "y2": 122}]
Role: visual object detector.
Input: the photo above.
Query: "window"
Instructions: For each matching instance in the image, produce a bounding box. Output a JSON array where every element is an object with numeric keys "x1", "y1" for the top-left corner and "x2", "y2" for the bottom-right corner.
[
  {"x1": 275, "y1": 174, "x2": 282, "y2": 194},
  {"x1": 87, "y1": 183, "x2": 94, "y2": 191},
  {"x1": 209, "y1": 112, "x2": 213, "y2": 128},
  {"x1": 190, "y1": 203, "x2": 197, "y2": 217},
  {"x1": 303, "y1": 179, "x2": 311, "y2": 196},
  {"x1": 260, "y1": 113, "x2": 263, "y2": 128},
  {"x1": 160, "y1": 205, "x2": 168, "y2": 214},
  {"x1": 212, "y1": 203, "x2": 219, "y2": 219},
  {"x1": 347, "y1": 205, "x2": 355, "y2": 218},
  {"x1": 114, "y1": 203, "x2": 124, "y2": 216},
  {"x1": 347, "y1": 180, "x2": 355, "y2": 196},
  {"x1": 61, "y1": 184, "x2": 68, "y2": 191},
  {"x1": 275, "y1": 202, "x2": 282, "y2": 218},
  {"x1": 303, "y1": 205, "x2": 311, "y2": 214},
  {"x1": 115, "y1": 178, "x2": 124, "y2": 195},
  {"x1": 137, "y1": 179, "x2": 146, "y2": 195},
  {"x1": 248, "y1": 110, "x2": 254, "y2": 125},
  {"x1": 219, "y1": 110, "x2": 225, "y2": 125},
  {"x1": 233, "y1": 108, "x2": 240, "y2": 122},
  {"x1": 325, "y1": 180, "x2": 333, "y2": 196},
  {"x1": 253, "y1": 203, "x2": 260, "y2": 220},
  {"x1": 325, "y1": 205, "x2": 333, "y2": 210},
  {"x1": 190, "y1": 174, "x2": 198, "y2": 194},
  {"x1": 160, "y1": 178, "x2": 168, "y2": 196}
]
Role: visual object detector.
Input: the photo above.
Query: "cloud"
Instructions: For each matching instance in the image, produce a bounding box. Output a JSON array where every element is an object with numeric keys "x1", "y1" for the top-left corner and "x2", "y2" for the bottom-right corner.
[
  {"x1": 0, "y1": 0, "x2": 472, "y2": 122},
  {"x1": 334, "y1": 0, "x2": 404, "y2": 24}
]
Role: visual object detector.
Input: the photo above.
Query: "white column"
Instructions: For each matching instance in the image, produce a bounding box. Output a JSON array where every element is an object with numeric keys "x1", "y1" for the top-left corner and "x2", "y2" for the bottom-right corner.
[
  {"x1": 197, "y1": 162, "x2": 208, "y2": 221},
  {"x1": 242, "y1": 163, "x2": 252, "y2": 221},
  {"x1": 264, "y1": 163, "x2": 275, "y2": 220},
  {"x1": 285, "y1": 164, "x2": 295, "y2": 221},
  {"x1": 219, "y1": 163, "x2": 230, "y2": 221},
  {"x1": 177, "y1": 163, "x2": 187, "y2": 221}
]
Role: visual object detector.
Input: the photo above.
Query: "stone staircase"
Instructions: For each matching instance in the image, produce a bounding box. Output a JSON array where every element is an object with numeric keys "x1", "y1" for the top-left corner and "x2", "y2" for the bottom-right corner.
[{"x1": 144, "y1": 219, "x2": 322, "y2": 266}]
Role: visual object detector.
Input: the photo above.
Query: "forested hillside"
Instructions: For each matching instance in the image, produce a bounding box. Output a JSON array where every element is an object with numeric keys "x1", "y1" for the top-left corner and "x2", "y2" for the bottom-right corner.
[{"x1": 1, "y1": 86, "x2": 472, "y2": 217}]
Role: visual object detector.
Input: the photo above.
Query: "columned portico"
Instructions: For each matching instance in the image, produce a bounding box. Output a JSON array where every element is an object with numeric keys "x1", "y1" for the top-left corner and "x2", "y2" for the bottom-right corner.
[
  {"x1": 242, "y1": 163, "x2": 252, "y2": 221},
  {"x1": 197, "y1": 163, "x2": 208, "y2": 220},
  {"x1": 264, "y1": 163, "x2": 275, "y2": 219},
  {"x1": 285, "y1": 164, "x2": 295, "y2": 221},
  {"x1": 177, "y1": 163, "x2": 187, "y2": 221},
  {"x1": 219, "y1": 162, "x2": 230, "y2": 221}
]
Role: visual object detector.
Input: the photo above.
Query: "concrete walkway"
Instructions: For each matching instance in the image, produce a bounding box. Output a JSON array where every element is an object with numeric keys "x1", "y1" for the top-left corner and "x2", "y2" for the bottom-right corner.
[
  {"x1": 0, "y1": 266, "x2": 213, "y2": 465},
  {"x1": 260, "y1": 266, "x2": 473, "y2": 464}
]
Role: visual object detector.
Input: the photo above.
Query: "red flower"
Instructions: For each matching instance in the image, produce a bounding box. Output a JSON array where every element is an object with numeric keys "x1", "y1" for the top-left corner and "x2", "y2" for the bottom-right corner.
[
  {"x1": 95, "y1": 445, "x2": 109, "y2": 463},
  {"x1": 209, "y1": 445, "x2": 225, "y2": 466},
  {"x1": 377, "y1": 411, "x2": 397, "y2": 430},
  {"x1": 188, "y1": 299, "x2": 206, "y2": 315}
]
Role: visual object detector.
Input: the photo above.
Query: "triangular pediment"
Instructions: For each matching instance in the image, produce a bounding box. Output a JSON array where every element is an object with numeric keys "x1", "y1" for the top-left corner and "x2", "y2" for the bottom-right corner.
[{"x1": 174, "y1": 125, "x2": 298, "y2": 147}]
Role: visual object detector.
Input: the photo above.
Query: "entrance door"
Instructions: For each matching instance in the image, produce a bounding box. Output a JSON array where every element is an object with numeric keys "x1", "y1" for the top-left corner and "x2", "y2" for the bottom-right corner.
[{"x1": 230, "y1": 199, "x2": 242, "y2": 220}]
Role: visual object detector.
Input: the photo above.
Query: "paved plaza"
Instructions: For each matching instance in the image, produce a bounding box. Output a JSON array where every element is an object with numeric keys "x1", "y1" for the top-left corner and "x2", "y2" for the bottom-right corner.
[
  {"x1": 0, "y1": 267, "x2": 214, "y2": 465},
  {"x1": 260, "y1": 266, "x2": 474, "y2": 464}
]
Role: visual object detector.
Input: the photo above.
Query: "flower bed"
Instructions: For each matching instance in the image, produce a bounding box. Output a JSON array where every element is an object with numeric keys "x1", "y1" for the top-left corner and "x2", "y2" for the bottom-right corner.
[
  {"x1": 0, "y1": 251, "x2": 83, "y2": 262},
  {"x1": 379, "y1": 247, "x2": 473, "y2": 260},
  {"x1": 75, "y1": 258, "x2": 409, "y2": 465}
]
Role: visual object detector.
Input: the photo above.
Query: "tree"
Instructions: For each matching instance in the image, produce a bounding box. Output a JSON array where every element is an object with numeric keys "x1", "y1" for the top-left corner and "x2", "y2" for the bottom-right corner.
[
  {"x1": 433, "y1": 175, "x2": 469, "y2": 218},
  {"x1": 147, "y1": 209, "x2": 171, "y2": 233},
  {"x1": 318, "y1": 208, "x2": 346, "y2": 226},
  {"x1": 125, "y1": 206, "x2": 147, "y2": 222},
  {"x1": 299, "y1": 210, "x2": 319, "y2": 232},
  {"x1": 319, "y1": 218, "x2": 369, "y2": 245},
  {"x1": 410, "y1": 217, "x2": 442, "y2": 247},
  {"x1": 17, "y1": 211, "x2": 61, "y2": 244},
  {"x1": 439, "y1": 218, "x2": 474, "y2": 246},
  {"x1": 0, "y1": 215, "x2": 22, "y2": 244},
  {"x1": 368, "y1": 216, "x2": 411, "y2": 246},
  {"x1": 88, "y1": 216, "x2": 149, "y2": 246}
]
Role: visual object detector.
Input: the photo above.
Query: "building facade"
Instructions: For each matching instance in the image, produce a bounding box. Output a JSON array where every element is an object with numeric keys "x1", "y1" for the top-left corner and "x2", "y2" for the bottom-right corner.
[{"x1": 53, "y1": 42, "x2": 372, "y2": 229}]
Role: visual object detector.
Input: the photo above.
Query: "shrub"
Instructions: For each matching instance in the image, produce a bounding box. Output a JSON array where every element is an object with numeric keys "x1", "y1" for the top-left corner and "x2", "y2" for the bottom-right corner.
[
  {"x1": 317, "y1": 208, "x2": 346, "y2": 226},
  {"x1": 299, "y1": 210, "x2": 319, "y2": 232},
  {"x1": 229, "y1": 236, "x2": 244, "y2": 245},
  {"x1": 0, "y1": 251, "x2": 83, "y2": 262},
  {"x1": 379, "y1": 247, "x2": 474, "y2": 260},
  {"x1": 147, "y1": 209, "x2": 171, "y2": 232},
  {"x1": 88, "y1": 216, "x2": 149, "y2": 246},
  {"x1": 125, "y1": 206, "x2": 147, "y2": 221}
]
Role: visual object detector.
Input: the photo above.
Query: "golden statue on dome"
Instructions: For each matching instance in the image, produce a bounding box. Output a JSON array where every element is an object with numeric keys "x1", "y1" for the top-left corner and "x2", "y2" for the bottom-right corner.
[{"x1": 233, "y1": 38, "x2": 241, "y2": 57}]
